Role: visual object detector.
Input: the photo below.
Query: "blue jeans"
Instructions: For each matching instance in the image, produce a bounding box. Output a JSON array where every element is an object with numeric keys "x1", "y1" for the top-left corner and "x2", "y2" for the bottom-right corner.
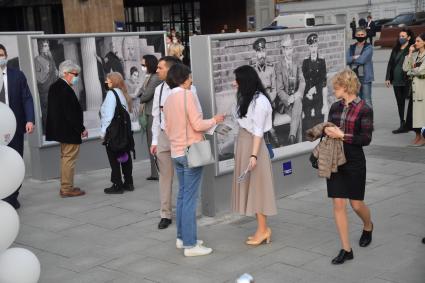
[
  {"x1": 359, "y1": 81, "x2": 372, "y2": 108},
  {"x1": 172, "y1": 156, "x2": 203, "y2": 247}
]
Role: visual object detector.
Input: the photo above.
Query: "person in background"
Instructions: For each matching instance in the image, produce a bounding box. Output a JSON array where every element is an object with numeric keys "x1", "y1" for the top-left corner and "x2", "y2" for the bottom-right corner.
[
  {"x1": 168, "y1": 43, "x2": 185, "y2": 61},
  {"x1": 46, "y1": 60, "x2": 87, "y2": 198},
  {"x1": 100, "y1": 72, "x2": 134, "y2": 194},
  {"x1": 385, "y1": 28, "x2": 415, "y2": 134},
  {"x1": 163, "y1": 63, "x2": 224, "y2": 256},
  {"x1": 366, "y1": 15, "x2": 376, "y2": 45},
  {"x1": 231, "y1": 65, "x2": 277, "y2": 246},
  {"x1": 0, "y1": 44, "x2": 35, "y2": 209},
  {"x1": 325, "y1": 69, "x2": 374, "y2": 265},
  {"x1": 138, "y1": 55, "x2": 161, "y2": 180},
  {"x1": 403, "y1": 33, "x2": 425, "y2": 146},
  {"x1": 350, "y1": 17, "x2": 357, "y2": 39},
  {"x1": 347, "y1": 28, "x2": 374, "y2": 108}
]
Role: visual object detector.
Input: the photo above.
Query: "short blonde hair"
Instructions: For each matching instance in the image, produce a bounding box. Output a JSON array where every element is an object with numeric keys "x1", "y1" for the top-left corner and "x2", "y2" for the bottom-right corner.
[
  {"x1": 168, "y1": 43, "x2": 184, "y2": 58},
  {"x1": 332, "y1": 69, "x2": 361, "y2": 95}
]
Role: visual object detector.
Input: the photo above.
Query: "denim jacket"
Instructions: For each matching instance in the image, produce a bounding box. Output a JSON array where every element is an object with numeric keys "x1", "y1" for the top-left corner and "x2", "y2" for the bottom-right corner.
[{"x1": 347, "y1": 43, "x2": 374, "y2": 83}]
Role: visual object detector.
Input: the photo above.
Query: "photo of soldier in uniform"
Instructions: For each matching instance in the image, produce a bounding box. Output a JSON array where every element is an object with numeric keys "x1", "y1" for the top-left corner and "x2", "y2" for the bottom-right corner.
[
  {"x1": 302, "y1": 33, "x2": 328, "y2": 132},
  {"x1": 31, "y1": 33, "x2": 166, "y2": 142}
]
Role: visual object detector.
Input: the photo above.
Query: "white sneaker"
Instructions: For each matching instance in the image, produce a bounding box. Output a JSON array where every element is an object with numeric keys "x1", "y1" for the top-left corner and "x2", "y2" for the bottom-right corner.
[
  {"x1": 176, "y1": 238, "x2": 204, "y2": 249},
  {"x1": 184, "y1": 244, "x2": 213, "y2": 257}
]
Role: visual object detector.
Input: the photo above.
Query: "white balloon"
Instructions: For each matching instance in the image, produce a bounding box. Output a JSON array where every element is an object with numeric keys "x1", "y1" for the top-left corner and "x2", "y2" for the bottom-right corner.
[
  {"x1": 0, "y1": 145, "x2": 25, "y2": 199},
  {"x1": 0, "y1": 248, "x2": 41, "y2": 283},
  {"x1": 0, "y1": 201, "x2": 19, "y2": 252},
  {"x1": 0, "y1": 102, "x2": 16, "y2": 146}
]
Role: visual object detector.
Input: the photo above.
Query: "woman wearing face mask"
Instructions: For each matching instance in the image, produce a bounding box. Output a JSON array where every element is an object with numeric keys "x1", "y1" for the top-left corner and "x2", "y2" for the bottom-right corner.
[
  {"x1": 347, "y1": 28, "x2": 374, "y2": 108},
  {"x1": 403, "y1": 33, "x2": 425, "y2": 146},
  {"x1": 385, "y1": 28, "x2": 415, "y2": 134},
  {"x1": 101, "y1": 72, "x2": 134, "y2": 194},
  {"x1": 138, "y1": 55, "x2": 161, "y2": 180}
]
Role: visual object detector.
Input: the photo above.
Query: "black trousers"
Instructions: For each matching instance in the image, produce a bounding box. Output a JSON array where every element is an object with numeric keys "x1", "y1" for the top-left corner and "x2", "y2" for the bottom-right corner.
[
  {"x1": 393, "y1": 85, "x2": 409, "y2": 123},
  {"x1": 368, "y1": 36, "x2": 373, "y2": 45},
  {"x1": 106, "y1": 147, "x2": 133, "y2": 186},
  {"x1": 3, "y1": 133, "x2": 24, "y2": 204}
]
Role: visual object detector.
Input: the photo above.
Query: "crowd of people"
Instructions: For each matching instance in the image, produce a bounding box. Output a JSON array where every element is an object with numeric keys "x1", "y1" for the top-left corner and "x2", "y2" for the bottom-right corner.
[{"x1": 1, "y1": 24, "x2": 425, "y2": 262}]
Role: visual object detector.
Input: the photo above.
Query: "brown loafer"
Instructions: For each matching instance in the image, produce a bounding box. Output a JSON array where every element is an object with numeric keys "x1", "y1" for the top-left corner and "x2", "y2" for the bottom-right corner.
[{"x1": 60, "y1": 189, "x2": 86, "y2": 198}]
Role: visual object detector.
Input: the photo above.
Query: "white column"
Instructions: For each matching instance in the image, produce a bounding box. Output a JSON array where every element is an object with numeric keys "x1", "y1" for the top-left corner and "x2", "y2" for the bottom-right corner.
[
  {"x1": 80, "y1": 37, "x2": 102, "y2": 111},
  {"x1": 63, "y1": 41, "x2": 81, "y2": 99}
]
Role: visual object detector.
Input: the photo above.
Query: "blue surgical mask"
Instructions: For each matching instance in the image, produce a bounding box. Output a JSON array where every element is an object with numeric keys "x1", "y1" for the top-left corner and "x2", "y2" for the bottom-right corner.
[
  {"x1": 0, "y1": 58, "x2": 7, "y2": 67},
  {"x1": 71, "y1": 76, "x2": 79, "y2": 85},
  {"x1": 399, "y1": 37, "x2": 408, "y2": 45}
]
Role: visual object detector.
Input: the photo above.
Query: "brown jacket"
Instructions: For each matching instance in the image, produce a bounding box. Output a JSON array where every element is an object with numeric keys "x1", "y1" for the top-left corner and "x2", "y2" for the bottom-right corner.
[{"x1": 306, "y1": 122, "x2": 346, "y2": 179}]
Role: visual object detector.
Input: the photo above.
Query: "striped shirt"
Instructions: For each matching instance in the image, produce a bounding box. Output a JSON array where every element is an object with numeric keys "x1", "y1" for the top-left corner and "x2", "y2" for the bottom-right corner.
[{"x1": 328, "y1": 97, "x2": 373, "y2": 146}]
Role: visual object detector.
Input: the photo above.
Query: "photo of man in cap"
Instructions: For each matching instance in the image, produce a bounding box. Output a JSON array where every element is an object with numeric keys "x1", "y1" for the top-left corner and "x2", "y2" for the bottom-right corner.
[
  {"x1": 275, "y1": 34, "x2": 305, "y2": 145},
  {"x1": 251, "y1": 37, "x2": 280, "y2": 146},
  {"x1": 302, "y1": 33, "x2": 328, "y2": 131}
]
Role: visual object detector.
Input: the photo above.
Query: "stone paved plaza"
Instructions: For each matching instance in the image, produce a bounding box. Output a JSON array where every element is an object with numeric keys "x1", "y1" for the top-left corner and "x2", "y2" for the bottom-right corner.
[{"x1": 11, "y1": 48, "x2": 425, "y2": 283}]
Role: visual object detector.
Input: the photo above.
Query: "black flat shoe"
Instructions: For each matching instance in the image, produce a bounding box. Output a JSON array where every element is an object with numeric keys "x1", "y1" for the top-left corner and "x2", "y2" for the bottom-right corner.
[
  {"x1": 359, "y1": 223, "x2": 373, "y2": 247},
  {"x1": 422, "y1": 238, "x2": 425, "y2": 244},
  {"x1": 158, "y1": 218, "x2": 172, "y2": 229},
  {"x1": 331, "y1": 249, "x2": 354, "y2": 265},
  {"x1": 146, "y1": 176, "x2": 159, "y2": 181},
  {"x1": 104, "y1": 184, "x2": 124, "y2": 194},
  {"x1": 123, "y1": 183, "x2": 134, "y2": 191}
]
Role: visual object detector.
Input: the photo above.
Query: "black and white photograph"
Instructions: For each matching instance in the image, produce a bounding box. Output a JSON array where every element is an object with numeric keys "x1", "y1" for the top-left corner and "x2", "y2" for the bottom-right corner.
[
  {"x1": 210, "y1": 29, "x2": 345, "y2": 170},
  {"x1": 31, "y1": 33, "x2": 166, "y2": 142}
]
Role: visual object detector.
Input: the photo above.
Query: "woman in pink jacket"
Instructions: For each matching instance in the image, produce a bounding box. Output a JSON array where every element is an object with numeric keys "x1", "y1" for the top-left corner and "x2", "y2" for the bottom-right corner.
[{"x1": 163, "y1": 63, "x2": 224, "y2": 257}]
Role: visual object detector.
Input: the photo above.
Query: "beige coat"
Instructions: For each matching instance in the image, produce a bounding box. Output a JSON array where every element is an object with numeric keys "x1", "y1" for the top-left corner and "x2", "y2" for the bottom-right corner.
[
  {"x1": 403, "y1": 52, "x2": 425, "y2": 128},
  {"x1": 306, "y1": 122, "x2": 346, "y2": 179}
]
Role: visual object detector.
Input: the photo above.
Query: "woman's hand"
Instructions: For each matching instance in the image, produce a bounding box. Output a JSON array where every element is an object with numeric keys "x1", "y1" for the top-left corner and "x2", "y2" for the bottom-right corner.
[
  {"x1": 409, "y1": 45, "x2": 416, "y2": 56},
  {"x1": 324, "y1": 126, "x2": 344, "y2": 139},
  {"x1": 248, "y1": 156, "x2": 257, "y2": 171},
  {"x1": 214, "y1": 114, "x2": 225, "y2": 124},
  {"x1": 385, "y1": 80, "x2": 391, "y2": 88}
]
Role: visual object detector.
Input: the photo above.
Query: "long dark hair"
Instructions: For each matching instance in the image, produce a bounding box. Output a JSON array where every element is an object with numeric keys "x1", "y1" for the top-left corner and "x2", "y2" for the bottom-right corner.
[
  {"x1": 392, "y1": 28, "x2": 415, "y2": 52},
  {"x1": 143, "y1": 54, "x2": 159, "y2": 74},
  {"x1": 234, "y1": 65, "x2": 271, "y2": 118}
]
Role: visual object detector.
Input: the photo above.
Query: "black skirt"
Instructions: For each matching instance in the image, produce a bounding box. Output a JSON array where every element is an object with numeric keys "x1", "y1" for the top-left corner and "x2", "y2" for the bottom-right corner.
[{"x1": 326, "y1": 143, "x2": 366, "y2": 200}]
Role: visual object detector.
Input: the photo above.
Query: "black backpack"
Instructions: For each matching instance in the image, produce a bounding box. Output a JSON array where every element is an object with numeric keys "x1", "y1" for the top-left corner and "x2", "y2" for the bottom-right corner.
[{"x1": 103, "y1": 89, "x2": 135, "y2": 159}]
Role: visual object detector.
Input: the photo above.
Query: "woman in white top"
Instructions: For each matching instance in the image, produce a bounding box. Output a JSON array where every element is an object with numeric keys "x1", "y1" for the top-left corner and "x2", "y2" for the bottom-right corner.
[
  {"x1": 231, "y1": 65, "x2": 277, "y2": 246},
  {"x1": 100, "y1": 72, "x2": 134, "y2": 194}
]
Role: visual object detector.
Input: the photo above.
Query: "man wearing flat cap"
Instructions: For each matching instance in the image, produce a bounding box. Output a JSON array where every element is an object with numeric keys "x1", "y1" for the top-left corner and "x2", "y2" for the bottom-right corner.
[
  {"x1": 251, "y1": 37, "x2": 280, "y2": 145},
  {"x1": 302, "y1": 33, "x2": 328, "y2": 128},
  {"x1": 275, "y1": 34, "x2": 305, "y2": 144}
]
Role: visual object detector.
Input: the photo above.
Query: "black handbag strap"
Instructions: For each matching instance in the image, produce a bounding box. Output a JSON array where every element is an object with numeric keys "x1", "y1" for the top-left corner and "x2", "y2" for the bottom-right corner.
[{"x1": 159, "y1": 82, "x2": 165, "y2": 125}]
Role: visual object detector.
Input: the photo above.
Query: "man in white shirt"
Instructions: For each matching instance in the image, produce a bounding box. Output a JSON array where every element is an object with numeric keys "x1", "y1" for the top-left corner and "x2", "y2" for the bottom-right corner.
[
  {"x1": 0, "y1": 44, "x2": 35, "y2": 209},
  {"x1": 150, "y1": 56, "x2": 201, "y2": 229}
]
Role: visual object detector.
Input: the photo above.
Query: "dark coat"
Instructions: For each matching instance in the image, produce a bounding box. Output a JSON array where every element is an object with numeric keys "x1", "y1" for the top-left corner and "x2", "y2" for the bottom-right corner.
[
  {"x1": 5, "y1": 67, "x2": 35, "y2": 156},
  {"x1": 46, "y1": 78, "x2": 85, "y2": 144},
  {"x1": 385, "y1": 47, "x2": 409, "y2": 83}
]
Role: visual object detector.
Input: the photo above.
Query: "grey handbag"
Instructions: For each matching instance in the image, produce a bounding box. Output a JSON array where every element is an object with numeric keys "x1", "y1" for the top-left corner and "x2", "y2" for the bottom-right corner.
[{"x1": 184, "y1": 90, "x2": 215, "y2": 168}]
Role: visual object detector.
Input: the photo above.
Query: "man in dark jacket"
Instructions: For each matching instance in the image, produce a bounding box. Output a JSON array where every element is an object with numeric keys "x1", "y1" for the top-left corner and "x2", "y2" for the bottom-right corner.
[
  {"x1": 366, "y1": 15, "x2": 376, "y2": 45},
  {"x1": 0, "y1": 44, "x2": 35, "y2": 209},
  {"x1": 46, "y1": 60, "x2": 87, "y2": 198}
]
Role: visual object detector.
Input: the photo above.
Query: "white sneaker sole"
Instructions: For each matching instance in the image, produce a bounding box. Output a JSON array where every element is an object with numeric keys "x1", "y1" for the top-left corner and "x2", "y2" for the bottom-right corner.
[{"x1": 184, "y1": 249, "x2": 213, "y2": 257}]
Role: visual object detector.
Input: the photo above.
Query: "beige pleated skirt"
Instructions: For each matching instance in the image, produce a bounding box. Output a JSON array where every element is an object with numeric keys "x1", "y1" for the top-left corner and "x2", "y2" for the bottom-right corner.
[{"x1": 231, "y1": 128, "x2": 277, "y2": 216}]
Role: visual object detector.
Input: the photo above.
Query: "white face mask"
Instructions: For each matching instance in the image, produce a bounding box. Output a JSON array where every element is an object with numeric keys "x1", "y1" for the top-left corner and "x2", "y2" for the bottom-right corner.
[
  {"x1": 141, "y1": 66, "x2": 147, "y2": 73},
  {"x1": 0, "y1": 57, "x2": 7, "y2": 68}
]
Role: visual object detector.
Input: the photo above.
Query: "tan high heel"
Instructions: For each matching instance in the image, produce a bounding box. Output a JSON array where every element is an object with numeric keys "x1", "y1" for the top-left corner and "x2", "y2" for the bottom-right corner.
[{"x1": 246, "y1": 228, "x2": 272, "y2": 246}]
